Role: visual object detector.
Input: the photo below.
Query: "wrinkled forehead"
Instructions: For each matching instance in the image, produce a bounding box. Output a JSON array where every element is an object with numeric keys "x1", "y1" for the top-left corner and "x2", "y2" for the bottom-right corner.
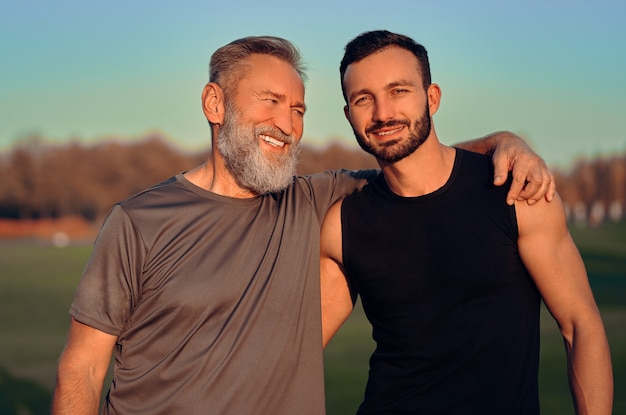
[{"x1": 235, "y1": 54, "x2": 305, "y2": 99}]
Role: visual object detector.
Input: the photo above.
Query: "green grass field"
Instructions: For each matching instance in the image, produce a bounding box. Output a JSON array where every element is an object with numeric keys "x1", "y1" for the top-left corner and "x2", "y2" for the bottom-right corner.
[{"x1": 0, "y1": 221, "x2": 624, "y2": 414}]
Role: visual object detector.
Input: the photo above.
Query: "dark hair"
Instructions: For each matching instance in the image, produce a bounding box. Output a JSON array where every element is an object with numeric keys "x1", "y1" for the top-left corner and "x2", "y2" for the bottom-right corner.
[
  {"x1": 339, "y1": 30, "x2": 431, "y2": 102},
  {"x1": 209, "y1": 36, "x2": 307, "y2": 97}
]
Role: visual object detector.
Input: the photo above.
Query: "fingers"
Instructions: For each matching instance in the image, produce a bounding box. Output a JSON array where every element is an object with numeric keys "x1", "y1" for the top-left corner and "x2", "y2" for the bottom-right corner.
[
  {"x1": 516, "y1": 180, "x2": 546, "y2": 205},
  {"x1": 546, "y1": 176, "x2": 556, "y2": 202},
  {"x1": 492, "y1": 162, "x2": 509, "y2": 187},
  {"x1": 506, "y1": 163, "x2": 555, "y2": 206},
  {"x1": 505, "y1": 174, "x2": 526, "y2": 206},
  {"x1": 488, "y1": 132, "x2": 555, "y2": 205},
  {"x1": 491, "y1": 143, "x2": 513, "y2": 187},
  {"x1": 521, "y1": 170, "x2": 556, "y2": 203}
]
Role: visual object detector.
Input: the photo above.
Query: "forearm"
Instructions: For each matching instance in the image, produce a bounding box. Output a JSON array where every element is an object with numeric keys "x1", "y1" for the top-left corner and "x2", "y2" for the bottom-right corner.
[
  {"x1": 51, "y1": 319, "x2": 114, "y2": 415},
  {"x1": 565, "y1": 324, "x2": 613, "y2": 415},
  {"x1": 453, "y1": 131, "x2": 519, "y2": 156},
  {"x1": 51, "y1": 368, "x2": 104, "y2": 414}
]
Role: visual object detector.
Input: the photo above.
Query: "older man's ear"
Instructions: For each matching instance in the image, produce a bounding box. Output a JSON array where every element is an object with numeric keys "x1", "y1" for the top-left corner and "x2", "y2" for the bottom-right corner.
[{"x1": 202, "y1": 82, "x2": 225, "y2": 126}]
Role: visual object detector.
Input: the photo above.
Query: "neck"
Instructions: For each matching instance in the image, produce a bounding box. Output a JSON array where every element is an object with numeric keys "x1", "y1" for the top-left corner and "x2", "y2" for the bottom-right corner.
[
  {"x1": 184, "y1": 149, "x2": 258, "y2": 199},
  {"x1": 379, "y1": 134, "x2": 456, "y2": 198}
]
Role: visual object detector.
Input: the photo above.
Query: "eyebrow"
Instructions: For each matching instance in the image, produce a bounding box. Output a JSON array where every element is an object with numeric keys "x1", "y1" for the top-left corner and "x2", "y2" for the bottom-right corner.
[
  {"x1": 259, "y1": 89, "x2": 307, "y2": 112},
  {"x1": 348, "y1": 79, "x2": 416, "y2": 103}
]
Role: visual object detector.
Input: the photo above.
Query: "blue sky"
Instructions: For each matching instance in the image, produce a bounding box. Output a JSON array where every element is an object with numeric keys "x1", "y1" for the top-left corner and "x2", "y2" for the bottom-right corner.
[{"x1": 2, "y1": 0, "x2": 625, "y2": 169}]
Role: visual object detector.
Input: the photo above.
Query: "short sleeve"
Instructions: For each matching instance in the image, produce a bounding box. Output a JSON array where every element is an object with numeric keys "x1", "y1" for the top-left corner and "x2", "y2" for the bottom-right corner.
[
  {"x1": 296, "y1": 169, "x2": 379, "y2": 223},
  {"x1": 70, "y1": 205, "x2": 146, "y2": 336}
]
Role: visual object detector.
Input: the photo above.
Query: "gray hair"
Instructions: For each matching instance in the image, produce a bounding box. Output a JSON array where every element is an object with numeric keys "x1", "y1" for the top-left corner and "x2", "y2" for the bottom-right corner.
[{"x1": 209, "y1": 36, "x2": 307, "y2": 98}]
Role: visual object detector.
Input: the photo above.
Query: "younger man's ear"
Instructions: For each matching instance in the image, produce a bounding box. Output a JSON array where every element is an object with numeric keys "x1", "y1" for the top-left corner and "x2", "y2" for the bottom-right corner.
[
  {"x1": 202, "y1": 82, "x2": 225, "y2": 125},
  {"x1": 427, "y1": 83, "x2": 442, "y2": 116}
]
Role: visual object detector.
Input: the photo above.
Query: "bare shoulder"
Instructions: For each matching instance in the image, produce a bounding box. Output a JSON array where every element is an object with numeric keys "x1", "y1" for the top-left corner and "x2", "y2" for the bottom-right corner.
[{"x1": 515, "y1": 192, "x2": 568, "y2": 239}]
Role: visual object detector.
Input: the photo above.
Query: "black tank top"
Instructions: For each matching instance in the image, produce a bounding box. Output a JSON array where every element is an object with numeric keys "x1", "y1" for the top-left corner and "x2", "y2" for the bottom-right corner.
[{"x1": 342, "y1": 149, "x2": 541, "y2": 414}]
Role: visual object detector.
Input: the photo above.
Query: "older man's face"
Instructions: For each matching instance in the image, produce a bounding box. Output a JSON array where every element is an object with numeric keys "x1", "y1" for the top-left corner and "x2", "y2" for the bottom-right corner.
[{"x1": 218, "y1": 54, "x2": 306, "y2": 194}]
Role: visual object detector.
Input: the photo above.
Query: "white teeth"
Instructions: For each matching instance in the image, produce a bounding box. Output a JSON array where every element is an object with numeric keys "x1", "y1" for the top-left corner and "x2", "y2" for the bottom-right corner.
[
  {"x1": 260, "y1": 134, "x2": 285, "y2": 147},
  {"x1": 376, "y1": 127, "x2": 403, "y2": 136}
]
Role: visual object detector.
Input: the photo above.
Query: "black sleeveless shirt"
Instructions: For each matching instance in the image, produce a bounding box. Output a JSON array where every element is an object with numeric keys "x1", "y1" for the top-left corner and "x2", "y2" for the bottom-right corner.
[{"x1": 342, "y1": 149, "x2": 541, "y2": 414}]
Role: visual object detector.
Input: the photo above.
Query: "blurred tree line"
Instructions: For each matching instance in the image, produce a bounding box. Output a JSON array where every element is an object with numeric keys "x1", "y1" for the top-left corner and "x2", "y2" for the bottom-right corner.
[{"x1": 0, "y1": 134, "x2": 624, "y2": 226}]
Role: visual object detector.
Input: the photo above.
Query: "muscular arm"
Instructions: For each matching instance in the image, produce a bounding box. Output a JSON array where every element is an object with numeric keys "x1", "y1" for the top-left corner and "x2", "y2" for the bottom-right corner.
[
  {"x1": 516, "y1": 196, "x2": 613, "y2": 414},
  {"x1": 455, "y1": 131, "x2": 555, "y2": 205},
  {"x1": 51, "y1": 317, "x2": 117, "y2": 415},
  {"x1": 320, "y1": 200, "x2": 354, "y2": 348}
]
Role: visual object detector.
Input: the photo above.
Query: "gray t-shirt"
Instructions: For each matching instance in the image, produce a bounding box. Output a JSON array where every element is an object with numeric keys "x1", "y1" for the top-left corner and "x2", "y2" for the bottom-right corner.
[{"x1": 71, "y1": 169, "x2": 374, "y2": 415}]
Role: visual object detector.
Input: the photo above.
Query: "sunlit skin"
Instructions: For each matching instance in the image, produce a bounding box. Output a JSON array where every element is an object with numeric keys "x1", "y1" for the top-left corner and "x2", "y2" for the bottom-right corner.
[
  {"x1": 343, "y1": 46, "x2": 430, "y2": 148},
  {"x1": 48, "y1": 39, "x2": 562, "y2": 415},
  {"x1": 322, "y1": 44, "x2": 613, "y2": 414},
  {"x1": 230, "y1": 54, "x2": 306, "y2": 156},
  {"x1": 188, "y1": 54, "x2": 306, "y2": 198},
  {"x1": 343, "y1": 46, "x2": 453, "y2": 196},
  {"x1": 342, "y1": 46, "x2": 556, "y2": 204}
]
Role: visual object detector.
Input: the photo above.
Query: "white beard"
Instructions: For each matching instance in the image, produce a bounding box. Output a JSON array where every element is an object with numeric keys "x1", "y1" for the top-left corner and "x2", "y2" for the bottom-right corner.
[{"x1": 218, "y1": 102, "x2": 301, "y2": 195}]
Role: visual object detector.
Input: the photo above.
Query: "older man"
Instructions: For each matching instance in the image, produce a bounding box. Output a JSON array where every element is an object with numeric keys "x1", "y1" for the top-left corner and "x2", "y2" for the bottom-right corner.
[{"x1": 51, "y1": 36, "x2": 553, "y2": 414}]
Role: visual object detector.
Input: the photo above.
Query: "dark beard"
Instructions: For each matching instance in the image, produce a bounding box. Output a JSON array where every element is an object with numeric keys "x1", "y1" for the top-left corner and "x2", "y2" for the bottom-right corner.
[{"x1": 353, "y1": 101, "x2": 431, "y2": 164}]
